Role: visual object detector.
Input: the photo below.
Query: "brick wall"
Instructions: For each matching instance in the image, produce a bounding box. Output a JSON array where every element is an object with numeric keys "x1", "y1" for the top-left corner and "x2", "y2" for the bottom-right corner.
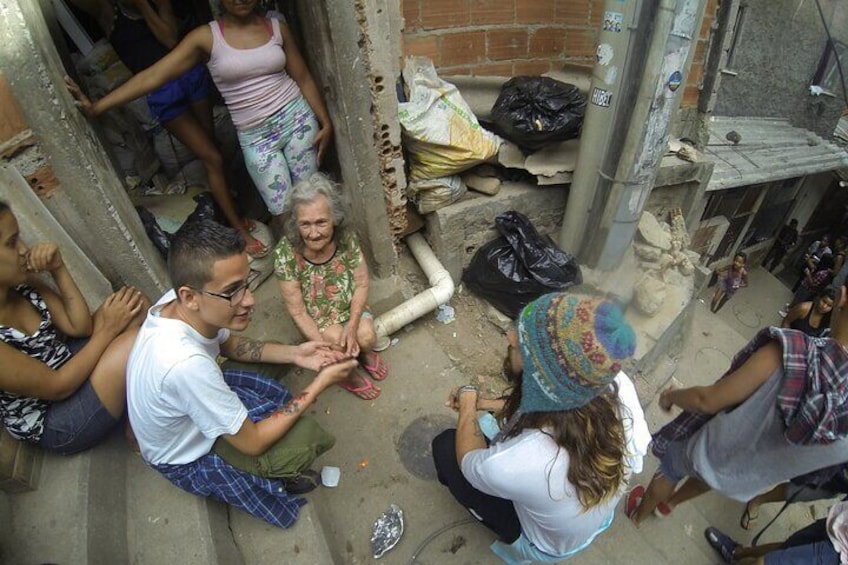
[{"x1": 402, "y1": 0, "x2": 720, "y2": 107}]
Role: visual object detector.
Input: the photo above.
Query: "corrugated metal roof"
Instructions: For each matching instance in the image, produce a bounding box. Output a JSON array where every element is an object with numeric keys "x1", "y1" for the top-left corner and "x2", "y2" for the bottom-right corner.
[{"x1": 704, "y1": 117, "x2": 848, "y2": 191}]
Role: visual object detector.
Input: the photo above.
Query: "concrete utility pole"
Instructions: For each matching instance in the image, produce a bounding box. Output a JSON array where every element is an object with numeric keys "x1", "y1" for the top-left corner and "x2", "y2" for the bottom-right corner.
[
  {"x1": 559, "y1": 0, "x2": 641, "y2": 258},
  {"x1": 586, "y1": 0, "x2": 706, "y2": 270}
]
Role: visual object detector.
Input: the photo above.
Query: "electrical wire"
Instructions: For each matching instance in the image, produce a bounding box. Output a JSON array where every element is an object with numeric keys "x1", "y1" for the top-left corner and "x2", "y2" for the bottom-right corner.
[
  {"x1": 407, "y1": 518, "x2": 476, "y2": 564},
  {"x1": 813, "y1": 0, "x2": 848, "y2": 108}
]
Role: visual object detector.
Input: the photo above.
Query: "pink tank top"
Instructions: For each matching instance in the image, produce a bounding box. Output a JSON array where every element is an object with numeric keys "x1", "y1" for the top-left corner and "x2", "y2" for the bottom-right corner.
[{"x1": 207, "y1": 18, "x2": 301, "y2": 130}]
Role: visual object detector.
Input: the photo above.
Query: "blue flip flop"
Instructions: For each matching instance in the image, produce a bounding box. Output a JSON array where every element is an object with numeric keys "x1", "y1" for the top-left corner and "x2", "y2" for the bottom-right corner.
[{"x1": 704, "y1": 526, "x2": 739, "y2": 563}]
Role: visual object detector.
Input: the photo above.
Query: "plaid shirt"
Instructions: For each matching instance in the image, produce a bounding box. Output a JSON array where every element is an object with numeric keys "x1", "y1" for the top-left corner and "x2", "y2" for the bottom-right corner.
[
  {"x1": 653, "y1": 327, "x2": 848, "y2": 458},
  {"x1": 151, "y1": 370, "x2": 305, "y2": 528}
]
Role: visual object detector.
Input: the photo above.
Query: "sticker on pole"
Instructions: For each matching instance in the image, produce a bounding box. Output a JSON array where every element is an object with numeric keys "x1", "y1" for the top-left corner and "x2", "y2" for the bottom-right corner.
[
  {"x1": 668, "y1": 70, "x2": 683, "y2": 92},
  {"x1": 591, "y1": 87, "x2": 613, "y2": 108},
  {"x1": 597, "y1": 43, "x2": 613, "y2": 66},
  {"x1": 603, "y1": 11, "x2": 623, "y2": 32}
]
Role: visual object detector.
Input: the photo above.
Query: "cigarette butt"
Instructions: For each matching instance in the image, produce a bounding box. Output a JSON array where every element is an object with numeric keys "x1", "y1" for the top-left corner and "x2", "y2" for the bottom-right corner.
[{"x1": 358, "y1": 458, "x2": 368, "y2": 470}]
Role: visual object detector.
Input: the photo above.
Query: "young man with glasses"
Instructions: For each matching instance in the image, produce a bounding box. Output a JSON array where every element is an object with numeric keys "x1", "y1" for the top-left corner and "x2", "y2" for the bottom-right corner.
[{"x1": 126, "y1": 220, "x2": 356, "y2": 528}]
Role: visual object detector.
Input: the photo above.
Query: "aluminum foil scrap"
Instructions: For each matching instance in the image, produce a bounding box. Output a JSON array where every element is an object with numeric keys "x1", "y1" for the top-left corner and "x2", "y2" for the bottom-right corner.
[{"x1": 371, "y1": 503, "x2": 404, "y2": 559}]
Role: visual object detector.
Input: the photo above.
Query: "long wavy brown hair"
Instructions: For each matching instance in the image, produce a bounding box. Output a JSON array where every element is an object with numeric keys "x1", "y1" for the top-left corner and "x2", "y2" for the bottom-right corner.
[{"x1": 502, "y1": 382, "x2": 629, "y2": 509}]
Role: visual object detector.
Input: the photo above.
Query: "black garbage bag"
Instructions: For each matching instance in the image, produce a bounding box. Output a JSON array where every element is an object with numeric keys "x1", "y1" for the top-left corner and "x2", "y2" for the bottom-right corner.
[
  {"x1": 462, "y1": 211, "x2": 582, "y2": 318},
  {"x1": 135, "y1": 206, "x2": 171, "y2": 260},
  {"x1": 486, "y1": 76, "x2": 586, "y2": 153},
  {"x1": 185, "y1": 192, "x2": 225, "y2": 225}
]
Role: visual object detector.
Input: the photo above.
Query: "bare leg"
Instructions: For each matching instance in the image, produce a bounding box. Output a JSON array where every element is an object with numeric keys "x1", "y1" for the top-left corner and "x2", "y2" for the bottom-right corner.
[
  {"x1": 742, "y1": 483, "x2": 787, "y2": 528},
  {"x1": 323, "y1": 324, "x2": 380, "y2": 399},
  {"x1": 665, "y1": 476, "x2": 711, "y2": 509},
  {"x1": 632, "y1": 472, "x2": 677, "y2": 526},
  {"x1": 162, "y1": 107, "x2": 265, "y2": 254},
  {"x1": 711, "y1": 289, "x2": 726, "y2": 312},
  {"x1": 357, "y1": 317, "x2": 388, "y2": 380}
]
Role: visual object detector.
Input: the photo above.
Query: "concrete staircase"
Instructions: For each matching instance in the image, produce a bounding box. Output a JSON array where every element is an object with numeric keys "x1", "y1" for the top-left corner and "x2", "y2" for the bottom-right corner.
[{"x1": 0, "y1": 429, "x2": 335, "y2": 564}]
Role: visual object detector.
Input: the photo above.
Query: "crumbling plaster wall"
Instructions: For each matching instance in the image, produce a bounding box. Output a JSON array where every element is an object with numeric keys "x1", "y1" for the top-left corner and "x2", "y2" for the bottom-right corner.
[
  {"x1": 0, "y1": 0, "x2": 168, "y2": 297},
  {"x1": 713, "y1": 0, "x2": 846, "y2": 138},
  {"x1": 293, "y1": 0, "x2": 404, "y2": 278}
]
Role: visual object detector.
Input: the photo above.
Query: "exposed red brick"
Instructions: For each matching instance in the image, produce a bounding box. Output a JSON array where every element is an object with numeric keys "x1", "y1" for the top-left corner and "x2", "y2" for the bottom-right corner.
[
  {"x1": 686, "y1": 63, "x2": 704, "y2": 87},
  {"x1": 23, "y1": 165, "x2": 60, "y2": 199},
  {"x1": 564, "y1": 29, "x2": 597, "y2": 59},
  {"x1": 420, "y1": 0, "x2": 471, "y2": 30},
  {"x1": 441, "y1": 31, "x2": 486, "y2": 67},
  {"x1": 554, "y1": 0, "x2": 590, "y2": 25},
  {"x1": 699, "y1": 15, "x2": 714, "y2": 39},
  {"x1": 530, "y1": 27, "x2": 566, "y2": 58},
  {"x1": 487, "y1": 28, "x2": 529, "y2": 61},
  {"x1": 682, "y1": 85, "x2": 700, "y2": 108},
  {"x1": 402, "y1": 0, "x2": 421, "y2": 30},
  {"x1": 0, "y1": 72, "x2": 36, "y2": 158},
  {"x1": 470, "y1": 0, "x2": 515, "y2": 25},
  {"x1": 513, "y1": 60, "x2": 554, "y2": 76},
  {"x1": 403, "y1": 35, "x2": 442, "y2": 65},
  {"x1": 693, "y1": 39, "x2": 709, "y2": 64},
  {"x1": 589, "y1": 0, "x2": 605, "y2": 27},
  {"x1": 454, "y1": 62, "x2": 515, "y2": 76},
  {"x1": 517, "y1": 0, "x2": 555, "y2": 24}
]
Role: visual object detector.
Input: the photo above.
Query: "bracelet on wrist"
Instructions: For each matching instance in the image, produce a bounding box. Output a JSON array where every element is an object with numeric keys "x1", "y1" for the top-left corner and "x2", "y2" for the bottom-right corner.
[{"x1": 457, "y1": 385, "x2": 479, "y2": 396}]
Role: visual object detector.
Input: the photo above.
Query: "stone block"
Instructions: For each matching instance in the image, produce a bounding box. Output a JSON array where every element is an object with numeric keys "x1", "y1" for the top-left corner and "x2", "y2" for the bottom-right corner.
[
  {"x1": 425, "y1": 182, "x2": 568, "y2": 282},
  {"x1": 0, "y1": 428, "x2": 42, "y2": 493}
]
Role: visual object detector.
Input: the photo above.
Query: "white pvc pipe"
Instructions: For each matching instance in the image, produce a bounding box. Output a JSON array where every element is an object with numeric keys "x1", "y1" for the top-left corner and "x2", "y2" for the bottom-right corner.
[{"x1": 373, "y1": 232, "x2": 454, "y2": 343}]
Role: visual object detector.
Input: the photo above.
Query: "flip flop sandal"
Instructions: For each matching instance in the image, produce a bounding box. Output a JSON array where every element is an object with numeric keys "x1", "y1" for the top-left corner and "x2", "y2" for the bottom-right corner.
[
  {"x1": 704, "y1": 527, "x2": 739, "y2": 564},
  {"x1": 625, "y1": 484, "x2": 645, "y2": 520},
  {"x1": 653, "y1": 501, "x2": 673, "y2": 518},
  {"x1": 361, "y1": 353, "x2": 389, "y2": 381},
  {"x1": 240, "y1": 218, "x2": 258, "y2": 233},
  {"x1": 337, "y1": 375, "x2": 381, "y2": 400},
  {"x1": 740, "y1": 503, "x2": 758, "y2": 530},
  {"x1": 245, "y1": 236, "x2": 270, "y2": 259}
]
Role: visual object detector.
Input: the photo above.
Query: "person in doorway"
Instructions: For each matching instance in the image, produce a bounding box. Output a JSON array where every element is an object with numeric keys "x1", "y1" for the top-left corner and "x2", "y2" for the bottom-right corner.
[
  {"x1": 274, "y1": 173, "x2": 387, "y2": 401},
  {"x1": 793, "y1": 235, "x2": 833, "y2": 292},
  {"x1": 710, "y1": 251, "x2": 748, "y2": 313},
  {"x1": 780, "y1": 287, "x2": 836, "y2": 338},
  {"x1": 66, "y1": 0, "x2": 333, "y2": 237},
  {"x1": 761, "y1": 219, "x2": 799, "y2": 272},
  {"x1": 790, "y1": 253, "x2": 835, "y2": 308},
  {"x1": 126, "y1": 219, "x2": 356, "y2": 528},
  {"x1": 67, "y1": 0, "x2": 268, "y2": 258},
  {"x1": 0, "y1": 201, "x2": 147, "y2": 454},
  {"x1": 432, "y1": 293, "x2": 650, "y2": 563},
  {"x1": 626, "y1": 283, "x2": 848, "y2": 527}
]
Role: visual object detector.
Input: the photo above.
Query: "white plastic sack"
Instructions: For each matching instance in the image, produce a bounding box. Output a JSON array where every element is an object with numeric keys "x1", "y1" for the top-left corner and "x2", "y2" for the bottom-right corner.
[
  {"x1": 398, "y1": 57, "x2": 501, "y2": 181},
  {"x1": 408, "y1": 175, "x2": 466, "y2": 214}
]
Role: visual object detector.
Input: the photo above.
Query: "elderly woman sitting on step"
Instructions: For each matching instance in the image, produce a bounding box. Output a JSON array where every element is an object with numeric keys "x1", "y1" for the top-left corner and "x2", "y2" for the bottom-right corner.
[{"x1": 273, "y1": 173, "x2": 388, "y2": 400}]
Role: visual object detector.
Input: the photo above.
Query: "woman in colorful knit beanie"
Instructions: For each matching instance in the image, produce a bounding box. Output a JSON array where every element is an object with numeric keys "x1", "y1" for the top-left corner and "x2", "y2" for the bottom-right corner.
[{"x1": 432, "y1": 292, "x2": 650, "y2": 564}]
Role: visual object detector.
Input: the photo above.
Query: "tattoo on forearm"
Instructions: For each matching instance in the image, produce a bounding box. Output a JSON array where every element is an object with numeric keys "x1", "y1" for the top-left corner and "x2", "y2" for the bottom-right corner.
[
  {"x1": 276, "y1": 393, "x2": 309, "y2": 416},
  {"x1": 234, "y1": 338, "x2": 264, "y2": 362}
]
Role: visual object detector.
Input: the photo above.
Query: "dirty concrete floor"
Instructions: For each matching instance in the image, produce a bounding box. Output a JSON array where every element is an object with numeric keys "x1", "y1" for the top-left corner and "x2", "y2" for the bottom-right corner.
[{"x1": 242, "y1": 257, "x2": 833, "y2": 564}]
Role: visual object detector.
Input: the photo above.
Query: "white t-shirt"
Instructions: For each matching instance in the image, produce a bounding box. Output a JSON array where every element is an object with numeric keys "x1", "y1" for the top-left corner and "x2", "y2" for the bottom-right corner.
[
  {"x1": 461, "y1": 372, "x2": 649, "y2": 557},
  {"x1": 127, "y1": 291, "x2": 248, "y2": 465}
]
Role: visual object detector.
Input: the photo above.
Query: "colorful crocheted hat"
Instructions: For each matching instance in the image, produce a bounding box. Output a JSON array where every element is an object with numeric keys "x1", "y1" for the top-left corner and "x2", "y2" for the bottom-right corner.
[{"x1": 517, "y1": 293, "x2": 636, "y2": 413}]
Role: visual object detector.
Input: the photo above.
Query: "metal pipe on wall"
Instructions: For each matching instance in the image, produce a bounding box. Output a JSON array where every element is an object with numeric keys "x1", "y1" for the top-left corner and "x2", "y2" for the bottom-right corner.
[{"x1": 559, "y1": 0, "x2": 640, "y2": 258}]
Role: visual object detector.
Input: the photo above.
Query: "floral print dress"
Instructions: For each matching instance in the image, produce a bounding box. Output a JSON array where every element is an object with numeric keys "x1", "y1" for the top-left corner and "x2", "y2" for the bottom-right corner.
[{"x1": 273, "y1": 232, "x2": 363, "y2": 330}]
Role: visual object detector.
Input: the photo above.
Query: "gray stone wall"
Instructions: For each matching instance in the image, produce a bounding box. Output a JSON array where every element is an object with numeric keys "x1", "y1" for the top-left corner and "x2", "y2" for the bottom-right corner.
[{"x1": 713, "y1": 0, "x2": 847, "y2": 138}]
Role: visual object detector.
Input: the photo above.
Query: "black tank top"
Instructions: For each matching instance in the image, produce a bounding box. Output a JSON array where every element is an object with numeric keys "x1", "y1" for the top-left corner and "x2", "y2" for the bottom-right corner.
[
  {"x1": 109, "y1": 1, "x2": 169, "y2": 74},
  {"x1": 790, "y1": 305, "x2": 831, "y2": 337}
]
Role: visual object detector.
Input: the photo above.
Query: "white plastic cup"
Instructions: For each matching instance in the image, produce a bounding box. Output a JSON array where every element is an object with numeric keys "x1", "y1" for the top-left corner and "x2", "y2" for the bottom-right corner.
[{"x1": 321, "y1": 466, "x2": 340, "y2": 488}]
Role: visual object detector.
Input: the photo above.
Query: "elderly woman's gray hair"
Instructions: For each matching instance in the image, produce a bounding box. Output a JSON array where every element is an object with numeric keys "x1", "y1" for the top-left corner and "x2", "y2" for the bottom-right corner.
[{"x1": 284, "y1": 173, "x2": 347, "y2": 247}]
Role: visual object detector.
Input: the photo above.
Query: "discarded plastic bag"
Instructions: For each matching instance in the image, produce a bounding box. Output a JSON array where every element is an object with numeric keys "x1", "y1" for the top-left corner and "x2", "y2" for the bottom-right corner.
[
  {"x1": 185, "y1": 192, "x2": 225, "y2": 225},
  {"x1": 136, "y1": 206, "x2": 170, "y2": 260},
  {"x1": 407, "y1": 175, "x2": 466, "y2": 214},
  {"x1": 487, "y1": 76, "x2": 586, "y2": 153},
  {"x1": 462, "y1": 211, "x2": 582, "y2": 318},
  {"x1": 371, "y1": 504, "x2": 404, "y2": 559},
  {"x1": 398, "y1": 57, "x2": 501, "y2": 181}
]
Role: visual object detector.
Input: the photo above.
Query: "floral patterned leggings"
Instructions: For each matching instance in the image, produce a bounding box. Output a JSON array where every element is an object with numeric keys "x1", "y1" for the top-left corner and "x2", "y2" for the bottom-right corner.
[{"x1": 237, "y1": 96, "x2": 318, "y2": 215}]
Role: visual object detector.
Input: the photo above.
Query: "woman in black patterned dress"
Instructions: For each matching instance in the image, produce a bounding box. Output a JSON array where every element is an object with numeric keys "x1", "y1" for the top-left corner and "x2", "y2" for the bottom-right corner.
[{"x1": 0, "y1": 201, "x2": 147, "y2": 454}]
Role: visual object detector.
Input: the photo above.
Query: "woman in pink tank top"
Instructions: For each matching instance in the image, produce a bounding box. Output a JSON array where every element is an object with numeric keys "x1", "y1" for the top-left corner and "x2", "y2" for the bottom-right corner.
[{"x1": 66, "y1": 0, "x2": 333, "y2": 237}]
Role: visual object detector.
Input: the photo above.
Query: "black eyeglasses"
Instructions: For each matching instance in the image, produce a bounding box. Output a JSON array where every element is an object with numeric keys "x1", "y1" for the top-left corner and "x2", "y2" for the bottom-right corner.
[{"x1": 193, "y1": 269, "x2": 261, "y2": 307}]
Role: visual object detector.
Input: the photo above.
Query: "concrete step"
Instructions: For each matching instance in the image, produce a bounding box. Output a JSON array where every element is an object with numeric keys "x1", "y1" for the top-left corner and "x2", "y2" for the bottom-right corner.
[{"x1": 3, "y1": 432, "x2": 128, "y2": 564}]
